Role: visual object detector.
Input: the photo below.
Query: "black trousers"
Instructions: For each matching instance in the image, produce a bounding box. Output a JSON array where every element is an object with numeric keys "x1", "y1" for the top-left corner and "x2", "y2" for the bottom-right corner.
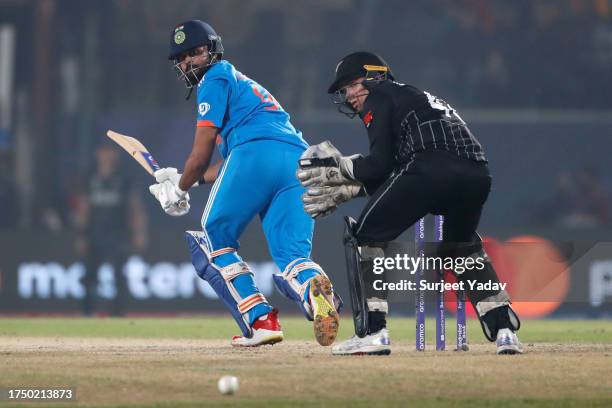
[
  {"x1": 354, "y1": 150, "x2": 491, "y2": 245},
  {"x1": 83, "y1": 240, "x2": 128, "y2": 317}
]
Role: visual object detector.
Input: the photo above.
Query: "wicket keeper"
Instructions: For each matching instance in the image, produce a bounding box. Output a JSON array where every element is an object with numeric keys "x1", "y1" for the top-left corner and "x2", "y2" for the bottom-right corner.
[
  {"x1": 297, "y1": 52, "x2": 522, "y2": 355},
  {"x1": 149, "y1": 20, "x2": 341, "y2": 347}
]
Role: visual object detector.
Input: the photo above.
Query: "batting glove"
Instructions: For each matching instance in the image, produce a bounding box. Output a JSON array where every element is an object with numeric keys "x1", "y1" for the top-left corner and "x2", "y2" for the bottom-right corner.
[{"x1": 149, "y1": 180, "x2": 190, "y2": 217}]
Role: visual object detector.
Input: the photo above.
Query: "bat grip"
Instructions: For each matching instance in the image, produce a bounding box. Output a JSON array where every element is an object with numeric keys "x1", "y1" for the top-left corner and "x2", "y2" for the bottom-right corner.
[{"x1": 178, "y1": 199, "x2": 188, "y2": 209}]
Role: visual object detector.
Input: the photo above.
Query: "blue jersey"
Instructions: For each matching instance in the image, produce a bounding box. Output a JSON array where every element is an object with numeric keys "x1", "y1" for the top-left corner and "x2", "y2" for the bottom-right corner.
[{"x1": 195, "y1": 61, "x2": 307, "y2": 158}]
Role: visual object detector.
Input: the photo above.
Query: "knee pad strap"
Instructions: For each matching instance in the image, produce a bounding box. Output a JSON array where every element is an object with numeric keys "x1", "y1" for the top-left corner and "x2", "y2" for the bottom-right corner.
[
  {"x1": 237, "y1": 293, "x2": 268, "y2": 314},
  {"x1": 476, "y1": 292, "x2": 521, "y2": 341},
  {"x1": 185, "y1": 231, "x2": 269, "y2": 337},
  {"x1": 273, "y1": 258, "x2": 325, "y2": 319}
]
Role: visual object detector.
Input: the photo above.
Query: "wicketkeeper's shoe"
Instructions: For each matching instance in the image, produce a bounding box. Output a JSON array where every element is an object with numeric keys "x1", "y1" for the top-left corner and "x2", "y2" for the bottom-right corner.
[
  {"x1": 231, "y1": 308, "x2": 284, "y2": 347},
  {"x1": 496, "y1": 328, "x2": 523, "y2": 355},
  {"x1": 331, "y1": 328, "x2": 391, "y2": 356},
  {"x1": 309, "y1": 275, "x2": 340, "y2": 346}
]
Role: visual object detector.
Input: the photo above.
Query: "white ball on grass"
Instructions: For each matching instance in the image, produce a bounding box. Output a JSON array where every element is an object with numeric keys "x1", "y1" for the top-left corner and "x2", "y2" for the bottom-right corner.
[{"x1": 217, "y1": 375, "x2": 239, "y2": 395}]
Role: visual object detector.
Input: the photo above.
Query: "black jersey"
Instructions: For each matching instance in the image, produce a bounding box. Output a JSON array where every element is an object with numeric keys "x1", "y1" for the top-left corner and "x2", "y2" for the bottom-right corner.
[
  {"x1": 86, "y1": 172, "x2": 131, "y2": 243},
  {"x1": 351, "y1": 81, "x2": 486, "y2": 187}
]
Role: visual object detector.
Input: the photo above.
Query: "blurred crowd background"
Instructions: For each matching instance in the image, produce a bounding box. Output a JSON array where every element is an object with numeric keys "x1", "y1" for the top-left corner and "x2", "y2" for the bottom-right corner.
[
  {"x1": 1, "y1": 0, "x2": 611, "y2": 235},
  {"x1": 0, "y1": 1, "x2": 611, "y2": 316}
]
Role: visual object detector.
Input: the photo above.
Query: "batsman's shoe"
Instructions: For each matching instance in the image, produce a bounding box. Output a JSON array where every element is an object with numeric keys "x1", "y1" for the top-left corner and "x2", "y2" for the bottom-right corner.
[
  {"x1": 310, "y1": 275, "x2": 340, "y2": 346},
  {"x1": 331, "y1": 328, "x2": 391, "y2": 356},
  {"x1": 231, "y1": 309, "x2": 284, "y2": 347},
  {"x1": 496, "y1": 328, "x2": 524, "y2": 355}
]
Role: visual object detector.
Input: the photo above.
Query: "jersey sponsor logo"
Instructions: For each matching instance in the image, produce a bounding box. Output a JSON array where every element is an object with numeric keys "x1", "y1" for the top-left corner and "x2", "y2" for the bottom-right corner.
[
  {"x1": 198, "y1": 102, "x2": 211, "y2": 116},
  {"x1": 363, "y1": 110, "x2": 373, "y2": 128}
]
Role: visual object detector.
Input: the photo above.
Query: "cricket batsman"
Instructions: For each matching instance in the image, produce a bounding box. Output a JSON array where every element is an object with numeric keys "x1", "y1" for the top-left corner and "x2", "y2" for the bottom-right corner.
[
  {"x1": 297, "y1": 52, "x2": 522, "y2": 355},
  {"x1": 148, "y1": 20, "x2": 341, "y2": 347}
]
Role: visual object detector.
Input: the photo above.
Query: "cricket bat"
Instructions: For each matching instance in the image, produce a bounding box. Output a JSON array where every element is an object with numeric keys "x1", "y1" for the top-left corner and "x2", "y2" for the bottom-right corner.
[{"x1": 106, "y1": 130, "x2": 187, "y2": 209}]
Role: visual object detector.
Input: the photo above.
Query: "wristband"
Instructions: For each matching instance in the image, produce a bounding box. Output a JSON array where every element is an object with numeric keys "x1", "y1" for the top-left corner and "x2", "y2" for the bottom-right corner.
[{"x1": 175, "y1": 185, "x2": 188, "y2": 198}]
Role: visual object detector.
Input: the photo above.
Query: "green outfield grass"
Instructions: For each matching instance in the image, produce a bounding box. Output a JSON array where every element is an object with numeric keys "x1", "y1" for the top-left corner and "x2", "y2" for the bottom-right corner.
[{"x1": 0, "y1": 316, "x2": 611, "y2": 344}]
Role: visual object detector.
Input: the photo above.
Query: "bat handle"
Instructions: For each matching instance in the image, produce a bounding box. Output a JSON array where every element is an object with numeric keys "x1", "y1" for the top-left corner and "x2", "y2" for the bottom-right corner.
[{"x1": 178, "y1": 199, "x2": 188, "y2": 209}]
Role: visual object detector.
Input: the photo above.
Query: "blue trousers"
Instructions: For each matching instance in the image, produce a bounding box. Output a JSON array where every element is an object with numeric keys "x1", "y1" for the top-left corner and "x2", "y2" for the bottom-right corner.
[{"x1": 194, "y1": 140, "x2": 320, "y2": 332}]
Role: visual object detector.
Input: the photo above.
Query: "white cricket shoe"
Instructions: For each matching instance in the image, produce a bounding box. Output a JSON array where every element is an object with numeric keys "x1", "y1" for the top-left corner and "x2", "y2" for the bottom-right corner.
[
  {"x1": 496, "y1": 328, "x2": 524, "y2": 355},
  {"x1": 231, "y1": 309, "x2": 284, "y2": 347},
  {"x1": 331, "y1": 328, "x2": 391, "y2": 356}
]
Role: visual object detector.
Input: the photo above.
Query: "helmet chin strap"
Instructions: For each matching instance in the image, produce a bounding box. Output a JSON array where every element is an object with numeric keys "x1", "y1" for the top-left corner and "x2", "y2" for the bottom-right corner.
[{"x1": 185, "y1": 87, "x2": 194, "y2": 100}]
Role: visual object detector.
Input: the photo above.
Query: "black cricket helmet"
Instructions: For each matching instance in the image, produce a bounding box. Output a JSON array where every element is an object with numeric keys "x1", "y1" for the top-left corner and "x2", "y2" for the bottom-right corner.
[
  {"x1": 328, "y1": 51, "x2": 393, "y2": 117},
  {"x1": 169, "y1": 20, "x2": 224, "y2": 89}
]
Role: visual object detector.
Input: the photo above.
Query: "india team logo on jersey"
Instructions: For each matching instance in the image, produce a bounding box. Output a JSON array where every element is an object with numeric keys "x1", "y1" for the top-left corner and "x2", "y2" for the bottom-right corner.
[{"x1": 199, "y1": 102, "x2": 211, "y2": 116}]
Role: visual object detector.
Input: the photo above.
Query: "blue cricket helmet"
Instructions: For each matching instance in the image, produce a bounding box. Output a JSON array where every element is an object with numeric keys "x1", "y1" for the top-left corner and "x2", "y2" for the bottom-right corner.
[{"x1": 168, "y1": 20, "x2": 224, "y2": 61}]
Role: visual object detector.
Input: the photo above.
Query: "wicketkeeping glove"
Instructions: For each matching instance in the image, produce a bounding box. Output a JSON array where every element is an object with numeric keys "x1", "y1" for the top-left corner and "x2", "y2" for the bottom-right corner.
[
  {"x1": 296, "y1": 141, "x2": 359, "y2": 187},
  {"x1": 301, "y1": 184, "x2": 362, "y2": 219}
]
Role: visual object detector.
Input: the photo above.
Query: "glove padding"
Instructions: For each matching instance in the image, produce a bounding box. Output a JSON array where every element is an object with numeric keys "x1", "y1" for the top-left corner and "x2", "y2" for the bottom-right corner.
[
  {"x1": 296, "y1": 141, "x2": 357, "y2": 187},
  {"x1": 154, "y1": 167, "x2": 202, "y2": 187},
  {"x1": 302, "y1": 184, "x2": 362, "y2": 219},
  {"x1": 154, "y1": 167, "x2": 182, "y2": 185},
  {"x1": 300, "y1": 140, "x2": 343, "y2": 162},
  {"x1": 149, "y1": 180, "x2": 190, "y2": 217}
]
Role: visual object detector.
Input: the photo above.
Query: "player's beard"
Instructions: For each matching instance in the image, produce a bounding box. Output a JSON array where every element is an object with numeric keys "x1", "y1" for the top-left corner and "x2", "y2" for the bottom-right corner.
[
  {"x1": 183, "y1": 63, "x2": 205, "y2": 88},
  {"x1": 174, "y1": 61, "x2": 206, "y2": 89}
]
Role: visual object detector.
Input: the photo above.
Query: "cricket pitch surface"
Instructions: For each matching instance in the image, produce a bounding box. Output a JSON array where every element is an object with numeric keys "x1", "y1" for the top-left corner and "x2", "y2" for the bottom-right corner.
[{"x1": 1, "y1": 317, "x2": 610, "y2": 407}]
